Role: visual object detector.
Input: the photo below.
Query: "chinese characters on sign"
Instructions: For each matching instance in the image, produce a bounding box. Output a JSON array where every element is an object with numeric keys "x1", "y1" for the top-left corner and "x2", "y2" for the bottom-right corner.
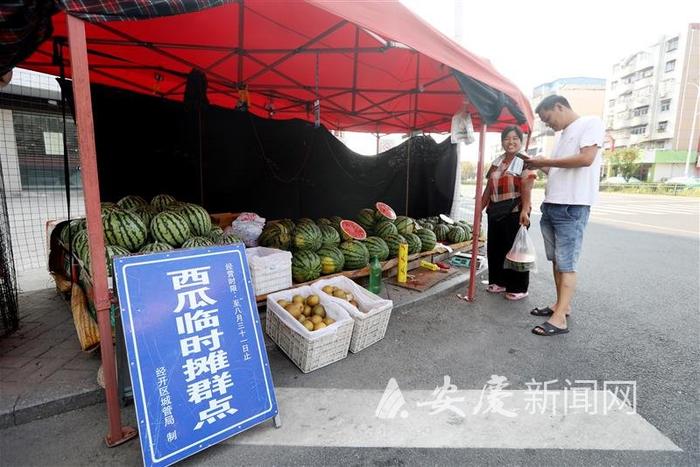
[{"x1": 114, "y1": 246, "x2": 277, "y2": 467}]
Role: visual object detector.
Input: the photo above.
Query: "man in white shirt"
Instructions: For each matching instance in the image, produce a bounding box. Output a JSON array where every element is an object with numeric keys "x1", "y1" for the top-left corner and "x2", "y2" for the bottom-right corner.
[{"x1": 523, "y1": 95, "x2": 604, "y2": 337}]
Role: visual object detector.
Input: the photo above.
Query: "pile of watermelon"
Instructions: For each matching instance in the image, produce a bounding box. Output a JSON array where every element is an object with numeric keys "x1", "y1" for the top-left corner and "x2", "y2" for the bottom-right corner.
[{"x1": 60, "y1": 193, "x2": 240, "y2": 278}]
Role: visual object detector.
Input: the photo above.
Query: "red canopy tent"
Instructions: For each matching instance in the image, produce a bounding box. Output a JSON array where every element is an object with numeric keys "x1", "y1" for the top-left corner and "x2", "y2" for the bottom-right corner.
[{"x1": 5, "y1": 0, "x2": 534, "y2": 447}]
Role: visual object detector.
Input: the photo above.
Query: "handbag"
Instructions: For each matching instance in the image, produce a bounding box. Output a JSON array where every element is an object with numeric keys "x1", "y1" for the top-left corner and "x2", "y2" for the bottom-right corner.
[{"x1": 486, "y1": 198, "x2": 520, "y2": 222}]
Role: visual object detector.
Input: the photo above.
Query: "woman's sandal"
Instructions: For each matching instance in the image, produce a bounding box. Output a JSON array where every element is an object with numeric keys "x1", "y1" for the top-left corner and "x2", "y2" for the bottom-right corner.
[
  {"x1": 487, "y1": 284, "x2": 506, "y2": 293},
  {"x1": 532, "y1": 321, "x2": 569, "y2": 336},
  {"x1": 530, "y1": 306, "x2": 571, "y2": 317},
  {"x1": 505, "y1": 292, "x2": 528, "y2": 301}
]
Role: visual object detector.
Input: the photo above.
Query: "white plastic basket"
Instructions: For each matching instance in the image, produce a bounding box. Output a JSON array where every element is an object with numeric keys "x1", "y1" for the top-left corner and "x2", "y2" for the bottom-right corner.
[
  {"x1": 311, "y1": 276, "x2": 393, "y2": 353},
  {"x1": 246, "y1": 247, "x2": 292, "y2": 296},
  {"x1": 266, "y1": 285, "x2": 353, "y2": 373}
]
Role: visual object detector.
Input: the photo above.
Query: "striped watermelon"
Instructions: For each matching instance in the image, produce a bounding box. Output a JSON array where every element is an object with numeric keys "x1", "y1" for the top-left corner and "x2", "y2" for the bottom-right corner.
[
  {"x1": 71, "y1": 229, "x2": 89, "y2": 262},
  {"x1": 150, "y1": 211, "x2": 191, "y2": 247},
  {"x1": 316, "y1": 218, "x2": 332, "y2": 226},
  {"x1": 434, "y1": 224, "x2": 450, "y2": 242},
  {"x1": 319, "y1": 224, "x2": 340, "y2": 248},
  {"x1": 150, "y1": 194, "x2": 177, "y2": 211},
  {"x1": 219, "y1": 234, "x2": 243, "y2": 245},
  {"x1": 129, "y1": 204, "x2": 158, "y2": 227},
  {"x1": 363, "y1": 236, "x2": 389, "y2": 261},
  {"x1": 163, "y1": 201, "x2": 187, "y2": 212},
  {"x1": 356, "y1": 208, "x2": 376, "y2": 234},
  {"x1": 138, "y1": 242, "x2": 173, "y2": 254},
  {"x1": 84, "y1": 244, "x2": 129, "y2": 277},
  {"x1": 296, "y1": 218, "x2": 315, "y2": 225},
  {"x1": 277, "y1": 219, "x2": 295, "y2": 233},
  {"x1": 176, "y1": 203, "x2": 212, "y2": 236},
  {"x1": 208, "y1": 226, "x2": 225, "y2": 242},
  {"x1": 293, "y1": 223, "x2": 322, "y2": 251},
  {"x1": 375, "y1": 220, "x2": 398, "y2": 239},
  {"x1": 117, "y1": 195, "x2": 147, "y2": 211},
  {"x1": 60, "y1": 218, "x2": 86, "y2": 246},
  {"x1": 405, "y1": 233, "x2": 422, "y2": 255},
  {"x1": 416, "y1": 228, "x2": 437, "y2": 252},
  {"x1": 447, "y1": 225, "x2": 468, "y2": 244},
  {"x1": 383, "y1": 233, "x2": 406, "y2": 258},
  {"x1": 291, "y1": 250, "x2": 322, "y2": 283},
  {"x1": 317, "y1": 246, "x2": 345, "y2": 275},
  {"x1": 394, "y1": 216, "x2": 415, "y2": 235},
  {"x1": 259, "y1": 223, "x2": 291, "y2": 250},
  {"x1": 101, "y1": 202, "x2": 118, "y2": 212},
  {"x1": 182, "y1": 236, "x2": 214, "y2": 248},
  {"x1": 339, "y1": 240, "x2": 369, "y2": 270},
  {"x1": 102, "y1": 210, "x2": 147, "y2": 252}
]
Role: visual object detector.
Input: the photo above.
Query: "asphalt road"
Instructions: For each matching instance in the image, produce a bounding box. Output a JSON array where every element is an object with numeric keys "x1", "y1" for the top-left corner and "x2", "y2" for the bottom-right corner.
[{"x1": 1, "y1": 191, "x2": 698, "y2": 466}]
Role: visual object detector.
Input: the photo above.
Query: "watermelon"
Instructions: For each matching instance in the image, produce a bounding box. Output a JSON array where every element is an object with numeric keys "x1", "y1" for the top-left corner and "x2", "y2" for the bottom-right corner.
[
  {"x1": 375, "y1": 220, "x2": 398, "y2": 239},
  {"x1": 416, "y1": 228, "x2": 437, "y2": 252},
  {"x1": 339, "y1": 240, "x2": 369, "y2": 270},
  {"x1": 150, "y1": 211, "x2": 191, "y2": 247},
  {"x1": 277, "y1": 219, "x2": 295, "y2": 233},
  {"x1": 129, "y1": 204, "x2": 158, "y2": 227},
  {"x1": 293, "y1": 223, "x2": 322, "y2": 251},
  {"x1": 259, "y1": 223, "x2": 291, "y2": 250},
  {"x1": 139, "y1": 241, "x2": 173, "y2": 253},
  {"x1": 316, "y1": 246, "x2": 345, "y2": 275},
  {"x1": 102, "y1": 209, "x2": 147, "y2": 252},
  {"x1": 291, "y1": 250, "x2": 322, "y2": 283},
  {"x1": 208, "y1": 226, "x2": 225, "y2": 242},
  {"x1": 383, "y1": 233, "x2": 406, "y2": 258},
  {"x1": 405, "y1": 233, "x2": 422, "y2": 255},
  {"x1": 177, "y1": 203, "x2": 212, "y2": 236},
  {"x1": 71, "y1": 229, "x2": 89, "y2": 262},
  {"x1": 150, "y1": 194, "x2": 177, "y2": 211},
  {"x1": 164, "y1": 201, "x2": 187, "y2": 212},
  {"x1": 101, "y1": 202, "x2": 118, "y2": 212},
  {"x1": 374, "y1": 201, "x2": 397, "y2": 221},
  {"x1": 117, "y1": 195, "x2": 148, "y2": 211},
  {"x1": 356, "y1": 208, "x2": 376, "y2": 234},
  {"x1": 319, "y1": 224, "x2": 340, "y2": 248},
  {"x1": 364, "y1": 236, "x2": 389, "y2": 261},
  {"x1": 219, "y1": 234, "x2": 243, "y2": 245},
  {"x1": 394, "y1": 216, "x2": 415, "y2": 236},
  {"x1": 84, "y1": 244, "x2": 129, "y2": 277},
  {"x1": 433, "y1": 224, "x2": 450, "y2": 242},
  {"x1": 316, "y1": 218, "x2": 332, "y2": 226},
  {"x1": 340, "y1": 220, "x2": 367, "y2": 241},
  {"x1": 447, "y1": 225, "x2": 468, "y2": 244},
  {"x1": 182, "y1": 236, "x2": 214, "y2": 248},
  {"x1": 60, "y1": 218, "x2": 86, "y2": 246},
  {"x1": 296, "y1": 218, "x2": 315, "y2": 225}
]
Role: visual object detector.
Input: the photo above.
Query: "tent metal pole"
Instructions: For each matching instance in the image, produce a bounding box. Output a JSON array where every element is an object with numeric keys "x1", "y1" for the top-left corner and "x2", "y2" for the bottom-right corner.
[
  {"x1": 238, "y1": 0, "x2": 245, "y2": 84},
  {"x1": 466, "y1": 124, "x2": 487, "y2": 301},
  {"x1": 66, "y1": 14, "x2": 137, "y2": 448}
]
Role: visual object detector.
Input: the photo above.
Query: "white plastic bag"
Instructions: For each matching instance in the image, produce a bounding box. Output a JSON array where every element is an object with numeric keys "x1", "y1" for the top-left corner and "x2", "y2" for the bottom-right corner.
[
  {"x1": 450, "y1": 111, "x2": 475, "y2": 144},
  {"x1": 504, "y1": 225, "x2": 537, "y2": 272},
  {"x1": 231, "y1": 212, "x2": 265, "y2": 247}
]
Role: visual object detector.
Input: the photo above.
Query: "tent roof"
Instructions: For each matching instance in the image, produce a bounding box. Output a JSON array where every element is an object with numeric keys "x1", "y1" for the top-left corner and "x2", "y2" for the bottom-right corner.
[{"x1": 12, "y1": 0, "x2": 533, "y2": 133}]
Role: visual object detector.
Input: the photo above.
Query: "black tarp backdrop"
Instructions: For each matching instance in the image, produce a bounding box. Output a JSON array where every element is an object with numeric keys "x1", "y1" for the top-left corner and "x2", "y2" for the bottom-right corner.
[{"x1": 66, "y1": 83, "x2": 458, "y2": 220}]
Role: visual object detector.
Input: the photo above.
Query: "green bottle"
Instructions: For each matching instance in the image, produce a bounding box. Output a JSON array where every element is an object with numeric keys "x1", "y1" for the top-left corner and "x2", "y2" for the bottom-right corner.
[{"x1": 368, "y1": 255, "x2": 382, "y2": 294}]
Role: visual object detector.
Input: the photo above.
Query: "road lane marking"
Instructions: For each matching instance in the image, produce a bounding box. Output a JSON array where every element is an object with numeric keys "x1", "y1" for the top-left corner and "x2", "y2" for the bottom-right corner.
[{"x1": 227, "y1": 388, "x2": 681, "y2": 451}]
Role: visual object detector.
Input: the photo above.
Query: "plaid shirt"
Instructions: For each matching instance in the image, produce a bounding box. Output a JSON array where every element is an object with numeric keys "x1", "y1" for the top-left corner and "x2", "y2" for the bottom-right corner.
[{"x1": 488, "y1": 155, "x2": 524, "y2": 203}]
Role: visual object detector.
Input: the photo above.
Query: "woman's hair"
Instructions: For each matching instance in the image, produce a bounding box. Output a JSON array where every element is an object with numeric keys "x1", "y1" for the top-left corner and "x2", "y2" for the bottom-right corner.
[{"x1": 500, "y1": 125, "x2": 523, "y2": 142}]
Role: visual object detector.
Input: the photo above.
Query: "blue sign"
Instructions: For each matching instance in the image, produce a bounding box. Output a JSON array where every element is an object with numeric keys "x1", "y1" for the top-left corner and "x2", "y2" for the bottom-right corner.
[{"x1": 114, "y1": 244, "x2": 278, "y2": 467}]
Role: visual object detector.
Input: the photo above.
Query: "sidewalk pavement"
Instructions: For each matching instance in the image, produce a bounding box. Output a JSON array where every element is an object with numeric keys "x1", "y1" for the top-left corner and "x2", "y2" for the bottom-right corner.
[{"x1": 0, "y1": 264, "x2": 481, "y2": 430}]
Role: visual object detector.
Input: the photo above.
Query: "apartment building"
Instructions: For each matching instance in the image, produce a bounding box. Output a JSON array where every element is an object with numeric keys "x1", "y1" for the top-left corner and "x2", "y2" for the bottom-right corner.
[
  {"x1": 528, "y1": 77, "x2": 607, "y2": 157},
  {"x1": 604, "y1": 24, "x2": 699, "y2": 160}
]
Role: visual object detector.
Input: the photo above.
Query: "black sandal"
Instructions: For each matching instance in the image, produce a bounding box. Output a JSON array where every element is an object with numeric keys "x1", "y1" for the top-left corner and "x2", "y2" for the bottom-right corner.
[
  {"x1": 532, "y1": 321, "x2": 569, "y2": 336},
  {"x1": 530, "y1": 306, "x2": 554, "y2": 316}
]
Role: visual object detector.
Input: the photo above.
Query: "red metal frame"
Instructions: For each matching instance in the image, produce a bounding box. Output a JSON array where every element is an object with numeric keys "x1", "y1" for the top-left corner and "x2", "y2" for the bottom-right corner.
[
  {"x1": 66, "y1": 14, "x2": 137, "y2": 448},
  {"x1": 465, "y1": 125, "x2": 487, "y2": 301}
]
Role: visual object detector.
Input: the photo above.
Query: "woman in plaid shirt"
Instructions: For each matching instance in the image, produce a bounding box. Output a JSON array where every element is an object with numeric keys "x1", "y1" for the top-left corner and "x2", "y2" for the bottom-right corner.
[{"x1": 481, "y1": 126, "x2": 535, "y2": 300}]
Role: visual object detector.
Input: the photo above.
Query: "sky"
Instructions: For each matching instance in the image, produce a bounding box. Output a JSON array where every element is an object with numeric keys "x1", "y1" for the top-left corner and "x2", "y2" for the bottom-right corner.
[{"x1": 346, "y1": 0, "x2": 696, "y2": 156}]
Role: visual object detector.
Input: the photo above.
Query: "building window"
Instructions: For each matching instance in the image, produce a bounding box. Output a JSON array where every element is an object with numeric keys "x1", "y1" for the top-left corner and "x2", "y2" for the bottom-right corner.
[
  {"x1": 657, "y1": 121, "x2": 668, "y2": 132},
  {"x1": 611, "y1": 81, "x2": 617, "y2": 90},
  {"x1": 631, "y1": 125, "x2": 647, "y2": 135},
  {"x1": 660, "y1": 99, "x2": 671, "y2": 111},
  {"x1": 639, "y1": 67, "x2": 654, "y2": 78},
  {"x1": 666, "y1": 36, "x2": 679, "y2": 52},
  {"x1": 609, "y1": 99, "x2": 616, "y2": 108},
  {"x1": 622, "y1": 74, "x2": 634, "y2": 84},
  {"x1": 665, "y1": 60, "x2": 676, "y2": 72},
  {"x1": 633, "y1": 106, "x2": 649, "y2": 117},
  {"x1": 43, "y1": 132, "x2": 64, "y2": 155}
]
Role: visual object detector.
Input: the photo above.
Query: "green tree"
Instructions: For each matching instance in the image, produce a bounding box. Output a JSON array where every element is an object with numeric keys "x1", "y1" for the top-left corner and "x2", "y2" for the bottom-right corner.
[
  {"x1": 460, "y1": 161, "x2": 475, "y2": 181},
  {"x1": 604, "y1": 147, "x2": 640, "y2": 180}
]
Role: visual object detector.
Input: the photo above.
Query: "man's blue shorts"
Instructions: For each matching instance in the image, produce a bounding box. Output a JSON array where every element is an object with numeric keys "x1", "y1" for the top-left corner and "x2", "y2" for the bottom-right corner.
[{"x1": 539, "y1": 203, "x2": 590, "y2": 273}]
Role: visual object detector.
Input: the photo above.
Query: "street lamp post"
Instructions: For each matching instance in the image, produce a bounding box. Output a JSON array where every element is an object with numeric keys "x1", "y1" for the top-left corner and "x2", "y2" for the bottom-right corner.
[{"x1": 684, "y1": 81, "x2": 700, "y2": 177}]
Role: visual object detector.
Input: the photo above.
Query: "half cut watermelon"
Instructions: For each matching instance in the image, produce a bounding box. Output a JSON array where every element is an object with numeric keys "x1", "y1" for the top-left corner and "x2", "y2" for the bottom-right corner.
[
  {"x1": 375, "y1": 202, "x2": 397, "y2": 221},
  {"x1": 340, "y1": 220, "x2": 367, "y2": 240}
]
